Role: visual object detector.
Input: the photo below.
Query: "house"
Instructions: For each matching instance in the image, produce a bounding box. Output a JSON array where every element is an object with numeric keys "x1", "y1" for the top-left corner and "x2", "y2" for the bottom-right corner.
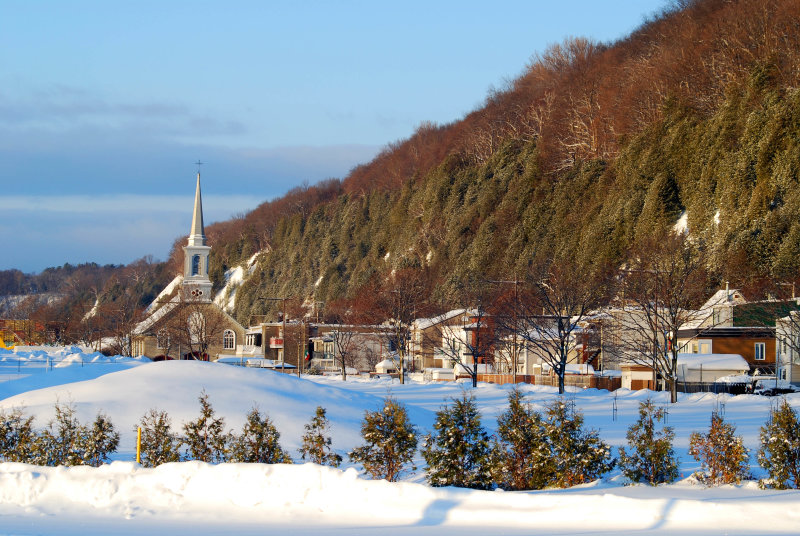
[
  {"x1": 495, "y1": 316, "x2": 589, "y2": 376},
  {"x1": 131, "y1": 172, "x2": 245, "y2": 361},
  {"x1": 677, "y1": 292, "x2": 800, "y2": 373},
  {"x1": 620, "y1": 353, "x2": 749, "y2": 390},
  {"x1": 676, "y1": 353, "x2": 749, "y2": 383},
  {"x1": 242, "y1": 318, "x2": 387, "y2": 373},
  {"x1": 409, "y1": 309, "x2": 470, "y2": 370},
  {"x1": 776, "y1": 311, "x2": 800, "y2": 386}
]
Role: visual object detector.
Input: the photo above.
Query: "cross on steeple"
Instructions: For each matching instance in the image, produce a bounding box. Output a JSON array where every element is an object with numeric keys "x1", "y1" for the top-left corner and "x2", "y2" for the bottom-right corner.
[{"x1": 194, "y1": 160, "x2": 204, "y2": 174}]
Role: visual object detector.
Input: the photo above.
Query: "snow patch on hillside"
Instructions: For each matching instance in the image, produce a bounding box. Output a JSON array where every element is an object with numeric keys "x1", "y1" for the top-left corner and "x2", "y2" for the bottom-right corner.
[
  {"x1": 82, "y1": 297, "x2": 100, "y2": 321},
  {"x1": 144, "y1": 275, "x2": 182, "y2": 313},
  {"x1": 214, "y1": 252, "x2": 262, "y2": 312},
  {"x1": 674, "y1": 211, "x2": 688, "y2": 234}
]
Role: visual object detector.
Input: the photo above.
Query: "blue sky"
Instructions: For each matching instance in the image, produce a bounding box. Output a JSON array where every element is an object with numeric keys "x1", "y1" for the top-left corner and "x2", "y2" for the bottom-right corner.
[{"x1": 0, "y1": 0, "x2": 667, "y2": 273}]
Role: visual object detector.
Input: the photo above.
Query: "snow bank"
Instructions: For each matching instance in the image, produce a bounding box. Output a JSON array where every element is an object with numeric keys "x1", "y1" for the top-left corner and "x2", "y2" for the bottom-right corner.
[
  {"x1": 1, "y1": 461, "x2": 799, "y2": 535},
  {"x1": 0, "y1": 360, "x2": 435, "y2": 458}
]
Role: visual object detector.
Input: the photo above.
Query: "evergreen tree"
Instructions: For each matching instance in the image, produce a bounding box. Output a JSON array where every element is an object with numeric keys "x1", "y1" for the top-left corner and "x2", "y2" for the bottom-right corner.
[
  {"x1": 689, "y1": 412, "x2": 750, "y2": 485},
  {"x1": 182, "y1": 392, "x2": 231, "y2": 463},
  {"x1": 758, "y1": 400, "x2": 800, "y2": 489},
  {"x1": 0, "y1": 408, "x2": 37, "y2": 463},
  {"x1": 138, "y1": 409, "x2": 181, "y2": 468},
  {"x1": 618, "y1": 399, "x2": 678, "y2": 485},
  {"x1": 491, "y1": 388, "x2": 552, "y2": 490},
  {"x1": 84, "y1": 412, "x2": 120, "y2": 467},
  {"x1": 543, "y1": 398, "x2": 615, "y2": 487},
  {"x1": 422, "y1": 393, "x2": 493, "y2": 489},
  {"x1": 298, "y1": 406, "x2": 342, "y2": 467},
  {"x1": 230, "y1": 407, "x2": 292, "y2": 464},
  {"x1": 349, "y1": 397, "x2": 417, "y2": 482},
  {"x1": 38, "y1": 402, "x2": 88, "y2": 467}
]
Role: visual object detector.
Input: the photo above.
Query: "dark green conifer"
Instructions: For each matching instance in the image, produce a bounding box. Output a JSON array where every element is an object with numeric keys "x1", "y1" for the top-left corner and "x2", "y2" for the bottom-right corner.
[
  {"x1": 0, "y1": 407, "x2": 37, "y2": 463},
  {"x1": 138, "y1": 409, "x2": 181, "y2": 468},
  {"x1": 758, "y1": 400, "x2": 800, "y2": 489},
  {"x1": 618, "y1": 399, "x2": 678, "y2": 485},
  {"x1": 298, "y1": 406, "x2": 341, "y2": 467},
  {"x1": 348, "y1": 397, "x2": 417, "y2": 482},
  {"x1": 84, "y1": 412, "x2": 120, "y2": 467},
  {"x1": 182, "y1": 392, "x2": 231, "y2": 463},
  {"x1": 491, "y1": 388, "x2": 552, "y2": 490},
  {"x1": 543, "y1": 398, "x2": 615, "y2": 487},
  {"x1": 230, "y1": 407, "x2": 292, "y2": 464},
  {"x1": 422, "y1": 393, "x2": 493, "y2": 489}
]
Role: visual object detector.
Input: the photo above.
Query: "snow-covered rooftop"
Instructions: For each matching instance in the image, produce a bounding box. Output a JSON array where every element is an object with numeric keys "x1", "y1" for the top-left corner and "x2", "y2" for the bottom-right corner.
[{"x1": 676, "y1": 353, "x2": 749, "y2": 371}]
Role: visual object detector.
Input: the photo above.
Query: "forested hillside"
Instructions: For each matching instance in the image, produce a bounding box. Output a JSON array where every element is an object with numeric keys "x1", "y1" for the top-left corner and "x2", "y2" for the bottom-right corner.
[
  {"x1": 206, "y1": 0, "x2": 800, "y2": 321},
  {"x1": 8, "y1": 0, "x2": 800, "y2": 332}
]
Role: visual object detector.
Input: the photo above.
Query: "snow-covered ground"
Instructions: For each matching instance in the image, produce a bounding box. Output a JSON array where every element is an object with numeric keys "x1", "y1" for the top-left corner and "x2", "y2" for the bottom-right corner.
[{"x1": 1, "y1": 346, "x2": 800, "y2": 535}]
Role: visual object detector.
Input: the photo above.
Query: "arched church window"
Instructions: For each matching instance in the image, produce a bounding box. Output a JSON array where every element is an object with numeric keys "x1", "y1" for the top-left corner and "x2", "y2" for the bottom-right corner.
[
  {"x1": 223, "y1": 329, "x2": 235, "y2": 350},
  {"x1": 192, "y1": 255, "x2": 201, "y2": 276}
]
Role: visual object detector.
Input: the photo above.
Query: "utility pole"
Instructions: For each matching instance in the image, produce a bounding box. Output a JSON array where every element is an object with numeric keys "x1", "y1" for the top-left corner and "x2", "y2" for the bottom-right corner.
[
  {"x1": 487, "y1": 275, "x2": 520, "y2": 384},
  {"x1": 259, "y1": 296, "x2": 293, "y2": 375}
]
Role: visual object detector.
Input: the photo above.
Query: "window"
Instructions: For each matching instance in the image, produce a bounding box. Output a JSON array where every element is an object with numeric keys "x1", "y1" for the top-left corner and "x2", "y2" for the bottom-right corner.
[
  {"x1": 157, "y1": 329, "x2": 169, "y2": 349},
  {"x1": 192, "y1": 255, "x2": 201, "y2": 276},
  {"x1": 223, "y1": 329, "x2": 235, "y2": 350},
  {"x1": 755, "y1": 342, "x2": 766, "y2": 361}
]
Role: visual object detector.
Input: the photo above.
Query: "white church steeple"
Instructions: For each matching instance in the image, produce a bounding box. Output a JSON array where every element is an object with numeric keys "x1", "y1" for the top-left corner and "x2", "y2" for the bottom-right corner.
[
  {"x1": 188, "y1": 171, "x2": 206, "y2": 247},
  {"x1": 182, "y1": 168, "x2": 212, "y2": 301}
]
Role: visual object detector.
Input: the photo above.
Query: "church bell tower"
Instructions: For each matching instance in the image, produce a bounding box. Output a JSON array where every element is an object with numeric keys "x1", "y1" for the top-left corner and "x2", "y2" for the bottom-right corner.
[{"x1": 182, "y1": 170, "x2": 213, "y2": 302}]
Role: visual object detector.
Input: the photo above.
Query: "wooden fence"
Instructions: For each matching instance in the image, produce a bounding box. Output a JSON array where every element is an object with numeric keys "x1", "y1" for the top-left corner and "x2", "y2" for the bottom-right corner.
[{"x1": 464, "y1": 373, "x2": 621, "y2": 392}]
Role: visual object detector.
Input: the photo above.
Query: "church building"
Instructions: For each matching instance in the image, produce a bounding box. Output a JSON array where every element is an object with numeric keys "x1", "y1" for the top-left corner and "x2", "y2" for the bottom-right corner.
[{"x1": 131, "y1": 171, "x2": 245, "y2": 360}]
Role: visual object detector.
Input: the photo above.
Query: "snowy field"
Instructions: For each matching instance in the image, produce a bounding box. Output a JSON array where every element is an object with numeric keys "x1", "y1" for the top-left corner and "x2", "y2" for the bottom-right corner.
[{"x1": 1, "y1": 346, "x2": 800, "y2": 535}]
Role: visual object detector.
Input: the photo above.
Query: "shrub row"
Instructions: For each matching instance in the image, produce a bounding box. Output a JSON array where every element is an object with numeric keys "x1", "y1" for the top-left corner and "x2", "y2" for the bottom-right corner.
[{"x1": 3, "y1": 393, "x2": 800, "y2": 491}]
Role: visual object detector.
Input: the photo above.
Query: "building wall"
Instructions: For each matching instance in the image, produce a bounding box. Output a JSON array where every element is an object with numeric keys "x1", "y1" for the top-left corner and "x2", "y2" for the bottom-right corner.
[
  {"x1": 133, "y1": 303, "x2": 245, "y2": 361},
  {"x1": 709, "y1": 337, "x2": 775, "y2": 367}
]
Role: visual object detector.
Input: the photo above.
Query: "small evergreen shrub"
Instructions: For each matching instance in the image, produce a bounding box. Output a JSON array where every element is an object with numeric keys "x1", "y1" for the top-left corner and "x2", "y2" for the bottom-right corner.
[
  {"x1": 758, "y1": 399, "x2": 800, "y2": 489},
  {"x1": 689, "y1": 412, "x2": 750, "y2": 485},
  {"x1": 349, "y1": 397, "x2": 417, "y2": 482},
  {"x1": 298, "y1": 406, "x2": 342, "y2": 467},
  {"x1": 34, "y1": 403, "x2": 119, "y2": 467},
  {"x1": 490, "y1": 388, "x2": 551, "y2": 490},
  {"x1": 38, "y1": 402, "x2": 86, "y2": 466},
  {"x1": 84, "y1": 412, "x2": 120, "y2": 467},
  {"x1": 182, "y1": 392, "x2": 231, "y2": 463},
  {"x1": 619, "y1": 399, "x2": 678, "y2": 485},
  {"x1": 543, "y1": 398, "x2": 615, "y2": 487},
  {"x1": 138, "y1": 409, "x2": 181, "y2": 468},
  {"x1": 422, "y1": 393, "x2": 493, "y2": 490},
  {"x1": 230, "y1": 407, "x2": 292, "y2": 464},
  {"x1": 0, "y1": 407, "x2": 37, "y2": 463}
]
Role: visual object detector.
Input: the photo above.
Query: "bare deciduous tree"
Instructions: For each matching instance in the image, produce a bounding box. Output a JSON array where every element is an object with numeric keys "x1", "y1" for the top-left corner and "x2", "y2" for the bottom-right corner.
[
  {"x1": 618, "y1": 232, "x2": 710, "y2": 403},
  {"x1": 514, "y1": 258, "x2": 611, "y2": 394}
]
